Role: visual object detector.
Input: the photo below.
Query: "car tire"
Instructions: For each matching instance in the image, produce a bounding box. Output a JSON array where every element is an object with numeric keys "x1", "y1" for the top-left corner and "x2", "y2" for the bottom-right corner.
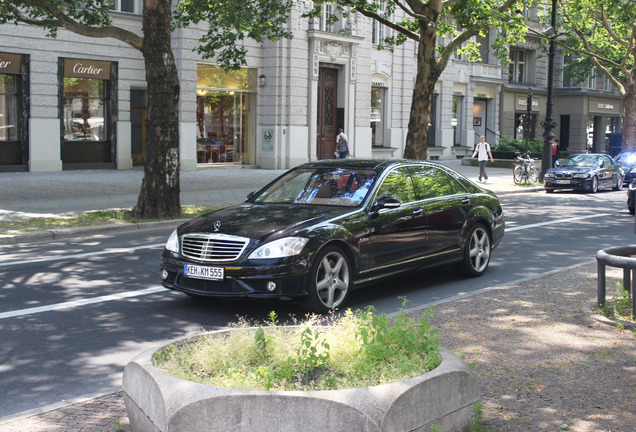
[
  {"x1": 545, "y1": 188, "x2": 554, "y2": 193},
  {"x1": 589, "y1": 176, "x2": 599, "y2": 193},
  {"x1": 614, "y1": 175, "x2": 623, "y2": 191},
  {"x1": 458, "y1": 224, "x2": 491, "y2": 277},
  {"x1": 301, "y1": 245, "x2": 351, "y2": 313}
]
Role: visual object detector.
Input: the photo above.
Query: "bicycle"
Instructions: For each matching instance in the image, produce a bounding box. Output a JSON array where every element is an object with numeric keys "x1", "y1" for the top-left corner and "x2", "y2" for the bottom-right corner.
[{"x1": 513, "y1": 152, "x2": 539, "y2": 185}]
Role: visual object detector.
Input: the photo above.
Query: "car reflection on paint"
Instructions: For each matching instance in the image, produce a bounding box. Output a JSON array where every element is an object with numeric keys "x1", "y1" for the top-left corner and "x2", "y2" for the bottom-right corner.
[
  {"x1": 544, "y1": 153, "x2": 624, "y2": 193},
  {"x1": 615, "y1": 150, "x2": 636, "y2": 184},
  {"x1": 160, "y1": 159, "x2": 505, "y2": 313}
]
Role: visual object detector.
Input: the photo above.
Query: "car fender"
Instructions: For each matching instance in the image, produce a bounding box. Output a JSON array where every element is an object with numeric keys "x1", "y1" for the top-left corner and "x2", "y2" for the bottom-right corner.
[
  {"x1": 459, "y1": 205, "x2": 497, "y2": 248},
  {"x1": 301, "y1": 224, "x2": 362, "y2": 277}
]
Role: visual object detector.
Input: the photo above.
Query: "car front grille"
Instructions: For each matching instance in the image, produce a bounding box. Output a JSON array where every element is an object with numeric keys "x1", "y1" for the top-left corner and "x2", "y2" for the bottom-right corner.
[
  {"x1": 181, "y1": 233, "x2": 250, "y2": 262},
  {"x1": 554, "y1": 173, "x2": 573, "y2": 179}
]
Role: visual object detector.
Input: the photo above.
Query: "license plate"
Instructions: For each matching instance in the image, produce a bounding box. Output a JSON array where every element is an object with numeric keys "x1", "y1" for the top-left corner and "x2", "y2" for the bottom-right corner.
[
  {"x1": 556, "y1": 180, "x2": 571, "y2": 184},
  {"x1": 184, "y1": 264, "x2": 224, "y2": 281}
]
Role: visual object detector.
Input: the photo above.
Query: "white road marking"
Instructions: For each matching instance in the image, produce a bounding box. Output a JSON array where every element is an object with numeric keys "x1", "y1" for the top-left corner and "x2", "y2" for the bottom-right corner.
[
  {"x1": 0, "y1": 244, "x2": 165, "y2": 268},
  {"x1": 0, "y1": 287, "x2": 167, "y2": 320},
  {"x1": 505, "y1": 213, "x2": 609, "y2": 232}
]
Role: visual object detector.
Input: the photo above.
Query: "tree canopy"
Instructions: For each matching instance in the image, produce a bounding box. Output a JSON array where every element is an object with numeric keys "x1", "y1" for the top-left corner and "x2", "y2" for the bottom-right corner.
[{"x1": 555, "y1": 0, "x2": 636, "y2": 150}]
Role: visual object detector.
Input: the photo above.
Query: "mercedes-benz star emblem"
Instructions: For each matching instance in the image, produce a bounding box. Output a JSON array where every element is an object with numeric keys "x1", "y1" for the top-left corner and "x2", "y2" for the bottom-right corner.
[{"x1": 213, "y1": 221, "x2": 222, "y2": 232}]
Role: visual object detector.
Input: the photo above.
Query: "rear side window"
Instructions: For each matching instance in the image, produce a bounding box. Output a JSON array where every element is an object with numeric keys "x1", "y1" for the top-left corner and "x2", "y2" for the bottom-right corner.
[
  {"x1": 375, "y1": 167, "x2": 417, "y2": 203},
  {"x1": 411, "y1": 166, "x2": 453, "y2": 199}
]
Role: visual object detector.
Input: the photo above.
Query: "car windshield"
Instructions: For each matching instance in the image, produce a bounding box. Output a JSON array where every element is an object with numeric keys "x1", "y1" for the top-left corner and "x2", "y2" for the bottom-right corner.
[
  {"x1": 560, "y1": 154, "x2": 601, "y2": 168},
  {"x1": 253, "y1": 168, "x2": 378, "y2": 207},
  {"x1": 616, "y1": 152, "x2": 636, "y2": 164}
]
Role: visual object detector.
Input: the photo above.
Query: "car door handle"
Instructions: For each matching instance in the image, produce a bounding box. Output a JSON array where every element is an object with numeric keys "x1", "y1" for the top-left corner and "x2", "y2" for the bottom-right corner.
[
  {"x1": 462, "y1": 198, "x2": 470, "y2": 204},
  {"x1": 413, "y1": 208, "x2": 424, "y2": 216}
]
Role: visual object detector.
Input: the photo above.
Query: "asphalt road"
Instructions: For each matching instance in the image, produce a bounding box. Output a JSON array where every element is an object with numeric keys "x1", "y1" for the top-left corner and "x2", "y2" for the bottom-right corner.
[{"x1": 0, "y1": 189, "x2": 633, "y2": 419}]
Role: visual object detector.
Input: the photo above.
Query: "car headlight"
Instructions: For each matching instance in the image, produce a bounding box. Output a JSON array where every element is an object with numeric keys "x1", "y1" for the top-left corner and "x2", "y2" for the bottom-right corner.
[
  {"x1": 629, "y1": 182, "x2": 636, "y2": 191},
  {"x1": 248, "y1": 237, "x2": 309, "y2": 259},
  {"x1": 165, "y1": 229, "x2": 179, "y2": 253},
  {"x1": 630, "y1": 167, "x2": 636, "y2": 173},
  {"x1": 544, "y1": 173, "x2": 555, "y2": 178},
  {"x1": 573, "y1": 173, "x2": 590, "y2": 178}
]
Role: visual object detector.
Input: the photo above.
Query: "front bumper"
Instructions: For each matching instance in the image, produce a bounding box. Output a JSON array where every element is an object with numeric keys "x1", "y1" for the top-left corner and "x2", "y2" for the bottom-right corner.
[
  {"x1": 160, "y1": 252, "x2": 311, "y2": 300},
  {"x1": 544, "y1": 178, "x2": 591, "y2": 191}
]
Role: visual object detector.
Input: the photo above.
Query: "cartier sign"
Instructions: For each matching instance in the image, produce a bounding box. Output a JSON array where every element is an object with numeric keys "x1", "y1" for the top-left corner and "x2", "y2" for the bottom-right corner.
[
  {"x1": 64, "y1": 59, "x2": 111, "y2": 80},
  {"x1": 0, "y1": 53, "x2": 22, "y2": 75}
]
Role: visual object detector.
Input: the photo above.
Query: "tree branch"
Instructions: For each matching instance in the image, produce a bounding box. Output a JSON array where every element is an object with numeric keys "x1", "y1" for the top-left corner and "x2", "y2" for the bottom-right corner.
[
  {"x1": 5, "y1": 1, "x2": 143, "y2": 50},
  {"x1": 599, "y1": 6, "x2": 629, "y2": 48}
]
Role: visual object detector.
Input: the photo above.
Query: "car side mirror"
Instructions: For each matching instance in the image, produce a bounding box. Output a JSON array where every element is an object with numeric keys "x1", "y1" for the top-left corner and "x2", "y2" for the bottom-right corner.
[
  {"x1": 370, "y1": 196, "x2": 401, "y2": 215},
  {"x1": 246, "y1": 191, "x2": 256, "y2": 201},
  {"x1": 555, "y1": 160, "x2": 560, "y2": 167}
]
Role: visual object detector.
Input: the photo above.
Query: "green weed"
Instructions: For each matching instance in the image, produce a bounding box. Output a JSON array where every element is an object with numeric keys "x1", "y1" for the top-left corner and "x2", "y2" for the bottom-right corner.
[{"x1": 154, "y1": 299, "x2": 441, "y2": 391}]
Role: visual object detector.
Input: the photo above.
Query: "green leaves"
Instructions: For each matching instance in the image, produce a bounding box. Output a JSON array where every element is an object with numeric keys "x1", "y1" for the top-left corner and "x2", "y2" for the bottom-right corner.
[{"x1": 174, "y1": 0, "x2": 293, "y2": 69}]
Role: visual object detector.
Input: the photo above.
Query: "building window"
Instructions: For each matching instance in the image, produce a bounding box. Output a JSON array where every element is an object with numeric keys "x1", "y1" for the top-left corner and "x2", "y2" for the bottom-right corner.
[
  {"x1": 509, "y1": 49, "x2": 526, "y2": 84},
  {"x1": 109, "y1": 0, "x2": 136, "y2": 13},
  {"x1": 371, "y1": 85, "x2": 386, "y2": 147},
  {"x1": 372, "y1": 1, "x2": 386, "y2": 45},
  {"x1": 587, "y1": 68, "x2": 596, "y2": 89},
  {"x1": 321, "y1": 3, "x2": 335, "y2": 32},
  {"x1": 452, "y1": 95, "x2": 463, "y2": 146},
  {"x1": 603, "y1": 76, "x2": 612, "y2": 92}
]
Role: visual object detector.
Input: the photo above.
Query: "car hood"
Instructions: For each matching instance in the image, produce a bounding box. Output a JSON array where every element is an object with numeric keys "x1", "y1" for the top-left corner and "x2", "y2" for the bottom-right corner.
[
  {"x1": 177, "y1": 203, "x2": 353, "y2": 241},
  {"x1": 548, "y1": 166, "x2": 595, "y2": 174}
]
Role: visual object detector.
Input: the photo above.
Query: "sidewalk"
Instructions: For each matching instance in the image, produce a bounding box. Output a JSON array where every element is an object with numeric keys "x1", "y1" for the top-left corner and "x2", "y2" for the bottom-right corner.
[{"x1": 10, "y1": 161, "x2": 635, "y2": 432}]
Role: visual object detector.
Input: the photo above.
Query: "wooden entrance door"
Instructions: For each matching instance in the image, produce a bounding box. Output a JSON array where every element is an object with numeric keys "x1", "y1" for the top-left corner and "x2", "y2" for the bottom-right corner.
[{"x1": 317, "y1": 68, "x2": 338, "y2": 159}]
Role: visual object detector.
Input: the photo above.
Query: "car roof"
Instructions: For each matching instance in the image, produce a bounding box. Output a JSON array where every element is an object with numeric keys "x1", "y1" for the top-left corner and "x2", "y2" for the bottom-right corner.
[{"x1": 294, "y1": 159, "x2": 440, "y2": 172}]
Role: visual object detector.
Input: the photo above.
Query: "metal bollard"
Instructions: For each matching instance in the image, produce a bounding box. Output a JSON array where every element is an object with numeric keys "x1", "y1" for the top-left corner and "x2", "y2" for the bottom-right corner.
[{"x1": 596, "y1": 245, "x2": 636, "y2": 318}]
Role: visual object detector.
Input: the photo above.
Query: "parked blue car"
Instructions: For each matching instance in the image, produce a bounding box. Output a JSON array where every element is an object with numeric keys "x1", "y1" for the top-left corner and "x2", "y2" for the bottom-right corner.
[{"x1": 544, "y1": 153, "x2": 624, "y2": 193}]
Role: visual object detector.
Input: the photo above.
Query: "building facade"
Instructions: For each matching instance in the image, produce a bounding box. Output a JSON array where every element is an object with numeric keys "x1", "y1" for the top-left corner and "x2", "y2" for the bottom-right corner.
[{"x1": 0, "y1": 2, "x2": 624, "y2": 173}]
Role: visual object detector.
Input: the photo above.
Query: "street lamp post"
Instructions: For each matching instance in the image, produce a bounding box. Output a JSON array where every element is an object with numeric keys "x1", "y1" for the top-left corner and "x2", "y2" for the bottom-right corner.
[
  {"x1": 526, "y1": 87, "x2": 532, "y2": 155},
  {"x1": 540, "y1": 0, "x2": 558, "y2": 180}
]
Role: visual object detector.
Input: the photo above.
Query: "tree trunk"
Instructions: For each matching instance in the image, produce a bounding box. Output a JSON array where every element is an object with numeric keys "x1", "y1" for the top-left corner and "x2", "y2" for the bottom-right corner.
[
  {"x1": 404, "y1": 25, "x2": 440, "y2": 161},
  {"x1": 133, "y1": 0, "x2": 181, "y2": 219},
  {"x1": 623, "y1": 82, "x2": 636, "y2": 151}
]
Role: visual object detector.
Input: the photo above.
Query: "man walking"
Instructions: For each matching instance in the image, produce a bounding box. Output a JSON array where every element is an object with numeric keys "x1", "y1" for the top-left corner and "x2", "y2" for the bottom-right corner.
[{"x1": 472, "y1": 135, "x2": 494, "y2": 182}]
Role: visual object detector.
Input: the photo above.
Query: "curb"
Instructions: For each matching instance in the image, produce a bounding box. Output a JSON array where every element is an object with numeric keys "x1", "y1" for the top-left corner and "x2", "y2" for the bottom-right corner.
[{"x1": 582, "y1": 305, "x2": 636, "y2": 330}]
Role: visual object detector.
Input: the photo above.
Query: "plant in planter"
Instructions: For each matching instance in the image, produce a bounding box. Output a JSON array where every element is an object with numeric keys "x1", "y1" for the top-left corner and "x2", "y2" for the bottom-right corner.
[
  {"x1": 123, "y1": 301, "x2": 480, "y2": 432},
  {"x1": 154, "y1": 303, "x2": 441, "y2": 391}
]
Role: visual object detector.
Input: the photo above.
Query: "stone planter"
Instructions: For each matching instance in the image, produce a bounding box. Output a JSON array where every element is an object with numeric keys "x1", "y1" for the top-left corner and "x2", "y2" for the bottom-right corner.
[{"x1": 123, "y1": 329, "x2": 480, "y2": 432}]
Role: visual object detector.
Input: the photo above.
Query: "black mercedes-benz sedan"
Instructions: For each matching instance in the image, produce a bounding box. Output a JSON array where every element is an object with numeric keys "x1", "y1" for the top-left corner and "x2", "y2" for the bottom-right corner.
[
  {"x1": 544, "y1": 153, "x2": 624, "y2": 193},
  {"x1": 161, "y1": 159, "x2": 505, "y2": 313}
]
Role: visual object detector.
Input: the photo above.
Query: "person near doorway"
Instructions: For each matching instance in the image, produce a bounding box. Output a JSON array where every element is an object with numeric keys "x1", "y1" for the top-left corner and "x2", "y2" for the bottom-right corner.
[
  {"x1": 335, "y1": 128, "x2": 349, "y2": 159},
  {"x1": 551, "y1": 138, "x2": 560, "y2": 167},
  {"x1": 472, "y1": 135, "x2": 494, "y2": 182}
]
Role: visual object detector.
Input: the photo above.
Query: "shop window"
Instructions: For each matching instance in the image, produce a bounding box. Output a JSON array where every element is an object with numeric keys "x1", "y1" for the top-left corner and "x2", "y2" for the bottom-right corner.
[
  {"x1": 371, "y1": 85, "x2": 385, "y2": 147},
  {"x1": 64, "y1": 78, "x2": 107, "y2": 142},
  {"x1": 62, "y1": 59, "x2": 113, "y2": 165},
  {"x1": 0, "y1": 53, "x2": 24, "y2": 167},
  {"x1": 0, "y1": 74, "x2": 20, "y2": 165},
  {"x1": 196, "y1": 65, "x2": 255, "y2": 164},
  {"x1": 514, "y1": 112, "x2": 537, "y2": 140}
]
